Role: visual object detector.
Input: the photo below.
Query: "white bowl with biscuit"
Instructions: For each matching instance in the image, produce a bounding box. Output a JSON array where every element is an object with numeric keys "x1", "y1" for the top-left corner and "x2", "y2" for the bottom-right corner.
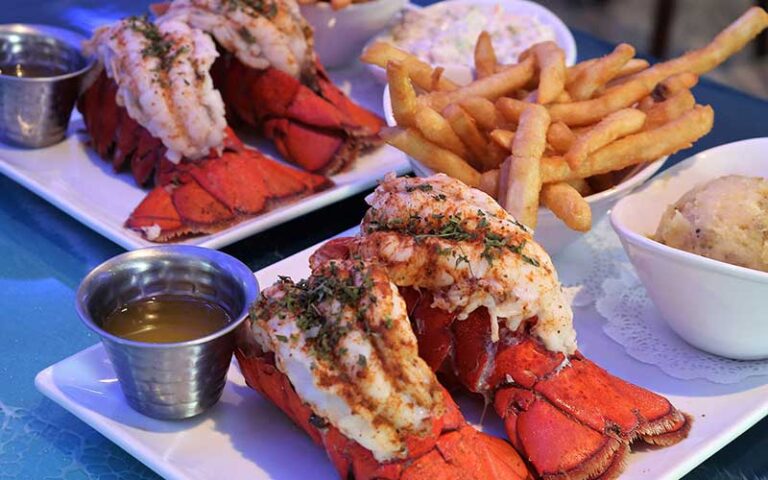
[{"x1": 610, "y1": 137, "x2": 768, "y2": 360}]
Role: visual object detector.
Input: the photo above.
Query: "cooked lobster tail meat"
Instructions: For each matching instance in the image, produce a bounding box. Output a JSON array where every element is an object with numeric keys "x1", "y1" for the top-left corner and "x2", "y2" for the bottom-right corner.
[
  {"x1": 79, "y1": 15, "x2": 331, "y2": 242},
  {"x1": 236, "y1": 260, "x2": 531, "y2": 480},
  {"x1": 311, "y1": 174, "x2": 691, "y2": 480},
  {"x1": 80, "y1": 15, "x2": 229, "y2": 185},
  {"x1": 158, "y1": 0, "x2": 384, "y2": 174}
]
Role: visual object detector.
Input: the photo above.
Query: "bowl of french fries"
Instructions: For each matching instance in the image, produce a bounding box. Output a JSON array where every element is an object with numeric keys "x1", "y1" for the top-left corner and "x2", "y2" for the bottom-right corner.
[
  {"x1": 364, "y1": 7, "x2": 768, "y2": 255},
  {"x1": 299, "y1": 0, "x2": 408, "y2": 68}
]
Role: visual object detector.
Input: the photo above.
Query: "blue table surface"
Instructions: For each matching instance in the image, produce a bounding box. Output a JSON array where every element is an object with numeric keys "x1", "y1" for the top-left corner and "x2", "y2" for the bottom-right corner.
[{"x1": 0, "y1": 1, "x2": 766, "y2": 478}]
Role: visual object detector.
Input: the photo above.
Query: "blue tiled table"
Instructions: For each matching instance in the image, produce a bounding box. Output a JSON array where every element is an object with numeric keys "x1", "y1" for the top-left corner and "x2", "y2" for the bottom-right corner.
[{"x1": 0, "y1": 1, "x2": 766, "y2": 478}]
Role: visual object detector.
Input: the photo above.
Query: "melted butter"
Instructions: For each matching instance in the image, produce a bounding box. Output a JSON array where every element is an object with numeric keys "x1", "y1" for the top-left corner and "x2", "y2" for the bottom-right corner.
[
  {"x1": 0, "y1": 63, "x2": 69, "y2": 78},
  {"x1": 102, "y1": 295, "x2": 230, "y2": 343}
]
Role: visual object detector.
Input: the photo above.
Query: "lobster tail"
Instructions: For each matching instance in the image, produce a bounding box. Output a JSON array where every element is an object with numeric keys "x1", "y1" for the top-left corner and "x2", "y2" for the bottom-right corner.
[
  {"x1": 403, "y1": 290, "x2": 692, "y2": 480},
  {"x1": 212, "y1": 54, "x2": 383, "y2": 174},
  {"x1": 238, "y1": 260, "x2": 531, "y2": 480}
]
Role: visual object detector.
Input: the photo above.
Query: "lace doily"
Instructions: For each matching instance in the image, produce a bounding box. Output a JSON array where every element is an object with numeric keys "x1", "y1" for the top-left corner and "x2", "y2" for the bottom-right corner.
[
  {"x1": 555, "y1": 218, "x2": 625, "y2": 307},
  {"x1": 590, "y1": 227, "x2": 768, "y2": 384}
]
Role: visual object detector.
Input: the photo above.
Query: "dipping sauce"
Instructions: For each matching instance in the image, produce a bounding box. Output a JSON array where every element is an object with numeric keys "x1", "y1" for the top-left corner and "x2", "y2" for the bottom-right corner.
[
  {"x1": 102, "y1": 294, "x2": 231, "y2": 343},
  {"x1": 381, "y1": 3, "x2": 556, "y2": 68},
  {"x1": 0, "y1": 62, "x2": 69, "y2": 78}
]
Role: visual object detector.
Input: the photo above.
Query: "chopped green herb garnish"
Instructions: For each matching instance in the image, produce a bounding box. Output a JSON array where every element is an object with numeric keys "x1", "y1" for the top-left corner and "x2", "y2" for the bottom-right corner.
[{"x1": 276, "y1": 334, "x2": 288, "y2": 343}]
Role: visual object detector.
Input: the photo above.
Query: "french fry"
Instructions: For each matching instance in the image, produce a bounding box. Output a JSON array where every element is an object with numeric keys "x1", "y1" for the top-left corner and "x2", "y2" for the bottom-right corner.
[
  {"x1": 547, "y1": 121, "x2": 576, "y2": 153},
  {"x1": 487, "y1": 142, "x2": 510, "y2": 169},
  {"x1": 498, "y1": 104, "x2": 550, "y2": 228},
  {"x1": 643, "y1": 89, "x2": 695, "y2": 130},
  {"x1": 638, "y1": 96, "x2": 656, "y2": 111},
  {"x1": 474, "y1": 31, "x2": 498, "y2": 79},
  {"x1": 424, "y1": 56, "x2": 535, "y2": 111},
  {"x1": 652, "y1": 72, "x2": 699, "y2": 101},
  {"x1": 564, "y1": 108, "x2": 647, "y2": 168},
  {"x1": 480, "y1": 105, "x2": 714, "y2": 193},
  {"x1": 512, "y1": 104, "x2": 550, "y2": 159},
  {"x1": 361, "y1": 42, "x2": 458, "y2": 92},
  {"x1": 566, "y1": 43, "x2": 635, "y2": 100},
  {"x1": 566, "y1": 59, "x2": 596, "y2": 82},
  {"x1": 430, "y1": 67, "x2": 447, "y2": 91},
  {"x1": 498, "y1": 155, "x2": 541, "y2": 228},
  {"x1": 527, "y1": 41, "x2": 566, "y2": 104},
  {"x1": 496, "y1": 97, "x2": 527, "y2": 123},
  {"x1": 444, "y1": 104, "x2": 492, "y2": 170},
  {"x1": 459, "y1": 97, "x2": 503, "y2": 130},
  {"x1": 601, "y1": 59, "x2": 652, "y2": 90},
  {"x1": 546, "y1": 105, "x2": 713, "y2": 181},
  {"x1": 490, "y1": 129, "x2": 515, "y2": 150},
  {"x1": 541, "y1": 182, "x2": 592, "y2": 231},
  {"x1": 555, "y1": 90, "x2": 572, "y2": 103},
  {"x1": 413, "y1": 106, "x2": 469, "y2": 159},
  {"x1": 381, "y1": 127, "x2": 481, "y2": 187},
  {"x1": 387, "y1": 61, "x2": 418, "y2": 126},
  {"x1": 616, "y1": 58, "x2": 650, "y2": 78}
]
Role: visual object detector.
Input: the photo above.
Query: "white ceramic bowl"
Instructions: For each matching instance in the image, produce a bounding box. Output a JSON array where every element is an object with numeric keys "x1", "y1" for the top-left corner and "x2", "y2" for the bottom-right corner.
[
  {"x1": 300, "y1": 0, "x2": 408, "y2": 69},
  {"x1": 382, "y1": 86, "x2": 666, "y2": 255},
  {"x1": 610, "y1": 137, "x2": 768, "y2": 360},
  {"x1": 365, "y1": 0, "x2": 577, "y2": 84}
]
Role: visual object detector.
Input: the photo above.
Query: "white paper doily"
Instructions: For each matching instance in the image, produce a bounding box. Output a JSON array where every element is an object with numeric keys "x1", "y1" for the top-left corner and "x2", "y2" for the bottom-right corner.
[
  {"x1": 590, "y1": 226, "x2": 768, "y2": 384},
  {"x1": 555, "y1": 218, "x2": 625, "y2": 307}
]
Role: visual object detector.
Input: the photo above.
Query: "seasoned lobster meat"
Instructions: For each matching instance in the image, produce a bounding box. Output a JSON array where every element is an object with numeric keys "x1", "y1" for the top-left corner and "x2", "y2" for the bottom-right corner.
[
  {"x1": 311, "y1": 174, "x2": 691, "y2": 480},
  {"x1": 158, "y1": 0, "x2": 384, "y2": 174},
  {"x1": 236, "y1": 259, "x2": 531, "y2": 479},
  {"x1": 79, "y1": 15, "x2": 331, "y2": 241}
]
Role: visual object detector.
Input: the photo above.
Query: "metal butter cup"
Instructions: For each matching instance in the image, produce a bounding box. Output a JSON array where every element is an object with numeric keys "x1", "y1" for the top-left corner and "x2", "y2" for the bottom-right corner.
[
  {"x1": 0, "y1": 24, "x2": 96, "y2": 148},
  {"x1": 76, "y1": 246, "x2": 259, "y2": 420}
]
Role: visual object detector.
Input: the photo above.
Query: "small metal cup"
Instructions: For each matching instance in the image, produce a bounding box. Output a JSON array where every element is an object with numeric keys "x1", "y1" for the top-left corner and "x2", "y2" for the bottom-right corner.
[
  {"x1": 76, "y1": 246, "x2": 259, "y2": 420},
  {"x1": 0, "y1": 24, "x2": 96, "y2": 148}
]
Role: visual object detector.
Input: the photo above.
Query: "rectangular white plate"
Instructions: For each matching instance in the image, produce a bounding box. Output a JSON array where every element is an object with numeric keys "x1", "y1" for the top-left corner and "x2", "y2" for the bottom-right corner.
[
  {"x1": 0, "y1": 65, "x2": 407, "y2": 251},
  {"x1": 36, "y1": 227, "x2": 768, "y2": 480}
]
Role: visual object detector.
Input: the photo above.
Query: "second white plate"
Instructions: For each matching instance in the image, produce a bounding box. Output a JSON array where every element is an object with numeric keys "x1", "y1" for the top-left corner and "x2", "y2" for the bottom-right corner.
[
  {"x1": 36, "y1": 226, "x2": 768, "y2": 480},
  {"x1": 0, "y1": 66, "x2": 407, "y2": 251}
]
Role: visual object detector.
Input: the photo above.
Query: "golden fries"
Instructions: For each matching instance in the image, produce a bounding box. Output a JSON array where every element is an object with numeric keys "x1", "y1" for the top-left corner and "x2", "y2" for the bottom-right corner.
[
  {"x1": 643, "y1": 89, "x2": 696, "y2": 130},
  {"x1": 459, "y1": 97, "x2": 503, "y2": 130},
  {"x1": 496, "y1": 97, "x2": 527, "y2": 123},
  {"x1": 382, "y1": 127, "x2": 481, "y2": 187},
  {"x1": 498, "y1": 156, "x2": 539, "y2": 228},
  {"x1": 567, "y1": 43, "x2": 635, "y2": 100},
  {"x1": 479, "y1": 106, "x2": 714, "y2": 194},
  {"x1": 474, "y1": 31, "x2": 498, "y2": 79},
  {"x1": 444, "y1": 104, "x2": 493, "y2": 170},
  {"x1": 512, "y1": 104, "x2": 550, "y2": 159},
  {"x1": 547, "y1": 121, "x2": 576, "y2": 153},
  {"x1": 413, "y1": 106, "x2": 469, "y2": 159},
  {"x1": 525, "y1": 42, "x2": 566, "y2": 104},
  {"x1": 424, "y1": 57, "x2": 535, "y2": 111},
  {"x1": 379, "y1": 7, "x2": 766, "y2": 234},
  {"x1": 653, "y1": 72, "x2": 699, "y2": 101},
  {"x1": 541, "y1": 182, "x2": 592, "y2": 231},
  {"x1": 361, "y1": 42, "x2": 458, "y2": 92},
  {"x1": 544, "y1": 105, "x2": 714, "y2": 182},
  {"x1": 498, "y1": 104, "x2": 550, "y2": 228},
  {"x1": 490, "y1": 129, "x2": 515, "y2": 150},
  {"x1": 387, "y1": 61, "x2": 418, "y2": 126},
  {"x1": 564, "y1": 108, "x2": 647, "y2": 168}
]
